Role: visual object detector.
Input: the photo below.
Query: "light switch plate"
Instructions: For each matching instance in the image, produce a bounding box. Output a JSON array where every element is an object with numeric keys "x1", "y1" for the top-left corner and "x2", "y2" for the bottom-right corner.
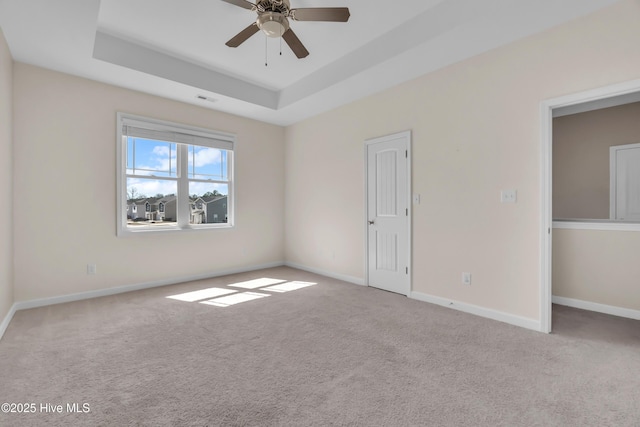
[{"x1": 462, "y1": 272, "x2": 471, "y2": 285}]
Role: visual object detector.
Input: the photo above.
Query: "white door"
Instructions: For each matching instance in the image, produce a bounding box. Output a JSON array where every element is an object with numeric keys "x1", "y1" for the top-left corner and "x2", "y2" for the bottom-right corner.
[
  {"x1": 611, "y1": 143, "x2": 640, "y2": 221},
  {"x1": 366, "y1": 131, "x2": 410, "y2": 295}
]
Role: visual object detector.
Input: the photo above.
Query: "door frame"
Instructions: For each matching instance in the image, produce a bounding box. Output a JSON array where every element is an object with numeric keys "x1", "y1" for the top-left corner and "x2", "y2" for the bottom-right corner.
[
  {"x1": 364, "y1": 130, "x2": 412, "y2": 296},
  {"x1": 540, "y1": 79, "x2": 640, "y2": 333}
]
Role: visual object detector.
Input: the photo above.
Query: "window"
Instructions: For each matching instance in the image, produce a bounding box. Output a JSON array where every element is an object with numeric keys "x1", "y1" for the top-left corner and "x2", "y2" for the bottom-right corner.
[
  {"x1": 610, "y1": 143, "x2": 640, "y2": 222},
  {"x1": 117, "y1": 113, "x2": 234, "y2": 234}
]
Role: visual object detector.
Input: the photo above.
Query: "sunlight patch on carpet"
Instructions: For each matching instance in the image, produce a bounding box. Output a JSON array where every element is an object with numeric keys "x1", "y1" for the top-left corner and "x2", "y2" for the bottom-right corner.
[
  {"x1": 166, "y1": 287, "x2": 237, "y2": 302},
  {"x1": 262, "y1": 281, "x2": 317, "y2": 293},
  {"x1": 166, "y1": 278, "x2": 318, "y2": 308},
  {"x1": 201, "y1": 292, "x2": 271, "y2": 307},
  {"x1": 228, "y1": 278, "x2": 287, "y2": 289}
]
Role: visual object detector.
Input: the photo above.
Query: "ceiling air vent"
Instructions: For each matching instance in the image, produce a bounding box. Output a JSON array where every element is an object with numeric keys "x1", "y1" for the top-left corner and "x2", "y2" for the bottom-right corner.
[{"x1": 196, "y1": 95, "x2": 217, "y2": 103}]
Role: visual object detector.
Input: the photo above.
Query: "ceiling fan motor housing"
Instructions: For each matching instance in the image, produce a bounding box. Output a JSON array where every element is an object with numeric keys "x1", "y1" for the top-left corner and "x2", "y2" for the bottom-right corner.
[{"x1": 255, "y1": 0, "x2": 290, "y2": 14}]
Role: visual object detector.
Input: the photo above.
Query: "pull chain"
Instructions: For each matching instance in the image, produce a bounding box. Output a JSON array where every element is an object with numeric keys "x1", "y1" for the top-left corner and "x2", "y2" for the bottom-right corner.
[
  {"x1": 280, "y1": 26, "x2": 282, "y2": 56},
  {"x1": 265, "y1": 35, "x2": 268, "y2": 66}
]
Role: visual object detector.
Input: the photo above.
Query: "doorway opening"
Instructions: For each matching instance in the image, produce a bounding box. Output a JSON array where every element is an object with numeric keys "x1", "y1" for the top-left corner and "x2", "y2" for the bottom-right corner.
[{"x1": 540, "y1": 79, "x2": 640, "y2": 333}]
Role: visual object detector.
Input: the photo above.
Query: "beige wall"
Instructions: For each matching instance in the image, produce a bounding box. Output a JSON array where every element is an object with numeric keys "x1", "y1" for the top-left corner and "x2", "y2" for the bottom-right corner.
[
  {"x1": 12, "y1": 64, "x2": 285, "y2": 301},
  {"x1": 553, "y1": 102, "x2": 640, "y2": 219},
  {"x1": 553, "y1": 229, "x2": 640, "y2": 310},
  {"x1": 285, "y1": 0, "x2": 640, "y2": 321},
  {"x1": 0, "y1": 28, "x2": 13, "y2": 321}
]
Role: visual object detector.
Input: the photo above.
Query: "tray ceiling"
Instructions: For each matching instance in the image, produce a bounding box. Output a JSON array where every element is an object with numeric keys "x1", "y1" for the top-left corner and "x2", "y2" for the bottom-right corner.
[{"x1": 0, "y1": 0, "x2": 620, "y2": 125}]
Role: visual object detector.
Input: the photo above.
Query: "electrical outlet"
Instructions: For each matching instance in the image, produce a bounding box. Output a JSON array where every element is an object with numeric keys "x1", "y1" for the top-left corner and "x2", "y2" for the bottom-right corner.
[
  {"x1": 87, "y1": 264, "x2": 97, "y2": 275},
  {"x1": 500, "y1": 189, "x2": 517, "y2": 203},
  {"x1": 462, "y1": 272, "x2": 471, "y2": 285}
]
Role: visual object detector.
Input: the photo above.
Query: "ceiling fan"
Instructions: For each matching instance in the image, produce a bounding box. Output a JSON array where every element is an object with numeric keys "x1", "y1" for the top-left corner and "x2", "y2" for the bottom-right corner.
[{"x1": 221, "y1": 0, "x2": 350, "y2": 59}]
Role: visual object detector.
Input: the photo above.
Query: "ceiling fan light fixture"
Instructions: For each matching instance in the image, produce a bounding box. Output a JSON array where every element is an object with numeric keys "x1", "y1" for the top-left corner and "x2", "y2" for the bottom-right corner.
[
  {"x1": 257, "y1": 12, "x2": 289, "y2": 38},
  {"x1": 223, "y1": 0, "x2": 349, "y2": 58}
]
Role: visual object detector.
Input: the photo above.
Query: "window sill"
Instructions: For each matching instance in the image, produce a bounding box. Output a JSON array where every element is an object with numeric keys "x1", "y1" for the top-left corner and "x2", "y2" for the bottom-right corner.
[{"x1": 118, "y1": 223, "x2": 234, "y2": 236}]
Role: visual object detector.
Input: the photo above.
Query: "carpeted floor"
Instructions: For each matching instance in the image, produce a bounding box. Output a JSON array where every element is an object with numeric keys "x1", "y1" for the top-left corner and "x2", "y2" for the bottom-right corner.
[{"x1": 0, "y1": 266, "x2": 638, "y2": 426}]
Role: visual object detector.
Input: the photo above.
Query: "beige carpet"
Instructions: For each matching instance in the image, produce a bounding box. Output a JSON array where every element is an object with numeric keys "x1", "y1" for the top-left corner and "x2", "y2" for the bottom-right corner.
[{"x1": 0, "y1": 266, "x2": 638, "y2": 426}]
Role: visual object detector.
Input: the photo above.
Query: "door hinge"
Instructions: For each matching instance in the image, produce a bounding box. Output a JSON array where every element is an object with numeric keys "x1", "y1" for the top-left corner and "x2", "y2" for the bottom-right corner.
[
  {"x1": 405, "y1": 150, "x2": 408, "y2": 158},
  {"x1": 406, "y1": 267, "x2": 408, "y2": 274},
  {"x1": 406, "y1": 208, "x2": 408, "y2": 216}
]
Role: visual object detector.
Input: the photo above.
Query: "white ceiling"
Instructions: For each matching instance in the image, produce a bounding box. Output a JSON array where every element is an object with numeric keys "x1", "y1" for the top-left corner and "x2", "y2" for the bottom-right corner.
[{"x1": 0, "y1": 0, "x2": 621, "y2": 126}]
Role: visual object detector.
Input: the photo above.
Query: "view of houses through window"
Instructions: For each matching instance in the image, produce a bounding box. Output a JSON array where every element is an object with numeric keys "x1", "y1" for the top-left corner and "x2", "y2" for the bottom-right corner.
[
  {"x1": 125, "y1": 190, "x2": 229, "y2": 226},
  {"x1": 118, "y1": 114, "x2": 234, "y2": 233}
]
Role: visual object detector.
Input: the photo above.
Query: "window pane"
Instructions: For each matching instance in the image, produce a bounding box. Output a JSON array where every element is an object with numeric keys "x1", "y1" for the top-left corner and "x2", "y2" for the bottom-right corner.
[
  {"x1": 126, "y1": 178, "x2": 177, "y2": 226},
  {"x1": 188, "y1": 146, "x2": 227, "y2": 181},
  {"x1": 127, "y1": 137, "x2": 177, "y2": 178},
  {"x1": 188, "y1": 183, "x2": 228, "y2": 224}
]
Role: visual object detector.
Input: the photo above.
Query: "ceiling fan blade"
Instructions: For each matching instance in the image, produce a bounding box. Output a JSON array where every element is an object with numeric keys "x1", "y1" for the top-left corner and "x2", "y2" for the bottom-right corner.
[
  {"x1": 220, "y1": 0, "x2": 255, "y2": 10},
  {"x1": 282, "y1": 29, "x2": 309, "y2": 58},
  {"x1": 290, "y1": 7, "x2": 350, "y2": 22},
  {"x1": 225, "y1": 23, "x2": 260, "y2": 47}
]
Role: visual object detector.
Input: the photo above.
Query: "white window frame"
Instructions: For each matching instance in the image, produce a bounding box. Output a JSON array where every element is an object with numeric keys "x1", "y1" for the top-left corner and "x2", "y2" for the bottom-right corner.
[{"x1": 116, "y1": 113, "x2": 235, "y2": 236}]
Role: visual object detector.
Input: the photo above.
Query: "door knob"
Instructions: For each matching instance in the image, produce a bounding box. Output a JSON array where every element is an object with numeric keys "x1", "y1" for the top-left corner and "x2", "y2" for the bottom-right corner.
[{"x1": 368, "y1": 220, "x2": 375, "y2": 225}]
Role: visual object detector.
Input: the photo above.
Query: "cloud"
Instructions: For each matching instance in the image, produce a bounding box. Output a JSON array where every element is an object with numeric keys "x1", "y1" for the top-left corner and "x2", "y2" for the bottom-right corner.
[
  {"x1": 152, "y1": 145, "x2": 172, "y2": 157},
  {"x1": 190, "y1": 147, "x2": 222, "y2": 168},
  {"x1": 130, "y1": 143, "x2": 177, "y2": 176},
  {"x1": 127, "y1": 178, "x2": 177, "y2": 198}
]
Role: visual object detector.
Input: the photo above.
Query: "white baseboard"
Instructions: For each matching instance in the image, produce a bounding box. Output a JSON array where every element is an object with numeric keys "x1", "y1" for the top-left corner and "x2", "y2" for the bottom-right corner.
[
  {"x1": 553, "y1": 295, "x2": 640, "y2": 320},
  {"x1": 12, "y1": 262, "x2": 285, "y2": 312},
  {"x1": 0, "y1": 303, "x2": 18, "y2": 341},
  {"x1": 410, "y1": 291, "x2": 542, "y2": 332},
  {"x1": 284, "y1": 261, "x2": 364, "y2": 286}
]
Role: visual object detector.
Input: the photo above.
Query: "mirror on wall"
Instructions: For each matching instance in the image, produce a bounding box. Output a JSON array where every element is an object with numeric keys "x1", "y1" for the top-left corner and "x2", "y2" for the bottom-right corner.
[{"x1": 553, "y1": 101, "x2": 640, "y2": 222}]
